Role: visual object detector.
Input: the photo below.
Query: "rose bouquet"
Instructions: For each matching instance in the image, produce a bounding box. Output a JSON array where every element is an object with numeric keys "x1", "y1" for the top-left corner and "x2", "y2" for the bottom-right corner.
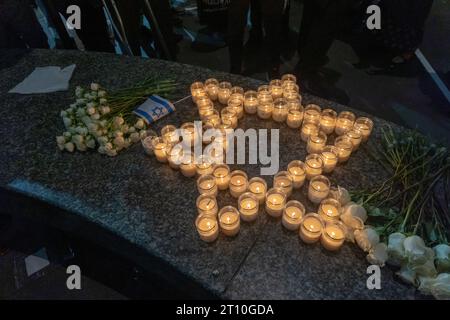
[{"x1": 56, "y1": 78, "x2": 176, "y2": 156}]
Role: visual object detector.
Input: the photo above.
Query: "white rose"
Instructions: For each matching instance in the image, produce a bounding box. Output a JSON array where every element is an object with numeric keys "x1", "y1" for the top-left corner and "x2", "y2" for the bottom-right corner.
[
  {"x1": 343, "y1": 203, "x2": 368, "y2": 222},
  {"x1": 434, "y1": 244, "x2": 450, "y2": 273},
  {"x1": 354, "y1": 227, "x2": 379, "y2": 252},
  {"x1": 97, "y1": 136, "x2": 108, "y2": 145},
  {"x1": 367, "y1": 243, "x2": 388, "y2": 267},
  {"x1": 121, "y1": 124, "x2": 129, "y2": 134},
  {"x1": 72, "y1": 134, "x2": 84, "y2": 145},
  {"x1": 63, "y1": 131, "x2": 72, "y2": 139},
  {"x1": 404, "y1": 235, "x2": 434, "y2": 266},
  {"x1": 98, "y1": 146, "x2": 106, "y2": 154},
  {"x1": 68, "y1": 126, "x2": 77, "y2": 134},
  {"x1": 387, "y1": 232, "x2": 406, "y2": 267},
  {"x1": 135, "y1": 119, "x2": 145, "y2": 129},
  {"x1": 396, "y1": 265, "x2": 417, "y2": 286},
  {"x1": 86, "y1": 102, "x2": 96, "y2": 109},
  {"x1": 87, "y1": 123, "x2": 98, "y2": 133},
  {"x1": 99, "y1": 120, "x2": 107, "y2": 127},
  {"x1": 139, "y1": 130, "x2": 147, "y2": 139},
  {"x1": 75, "y1": 142, "x2": 87, "y2": 152},
  {"x1": 60, "y1": 110, "x2": 67, "y2": 117},
  {"x1": 412, "y1": 258, "x2": 437, "y2": 277},
  {"x1": 330, "y1": 186, "x2": 351, "y2": 206},
  {"x1": 100, "y1": 106, "x2": 110, "y2": 115},
  {"x1": 130, "y1": 132, "x2": 140, "y2": 143},
  {"x1": 87, "y1": 106, "x2": 96, "y2": 115},
  {"x1": 63, "y1": 117, "x2": 72, "y2": 128},
  {"x1": 84, "y1": 93, "x2": 91, "y2": 99},
  {"x1": 123, "y1": 138, "x2": 131, "y2": 149},
  {"x1": 128, "y1": 126, "x2": 136, "y2": 133},
  {"x1": 76, "y1": 108, "x2": 86, "y2": 117},
  {"x1": 56, "y1": 136, "x2": 66, "y2": 145},
  {"x1": 98, "y1": 90, "x2": 107, "y2": 98},
  {"x1": 64, "y1": 142, "x2": 75, "y2": 152},
  {"x1": 418, "y1": 273, "x2": 450, "y2": 300},
  {"x1": 113, "y1": 136, "x2": 125, "y2": 148},
  {"x1": 91, "y1": 113, "x2": 100, "y2": 120},
  {"x1": 86, "y1": 138, "x2": 96, "y2": 149},
  {"x1": 76, "y1": 98, "x2": 87, "y2": 105},
  {"x1": 81, "y1": 116, "x2": 92, "y2": 126},
  {"x1": 113, "y1": 117, "x2": 124, "y2": 128},
  {"x1": 90, "y1": 83, "x2": 100, "y2": 91},
  {"x1": 106, "y1": 147, "x2": 118, "y2": 157}
]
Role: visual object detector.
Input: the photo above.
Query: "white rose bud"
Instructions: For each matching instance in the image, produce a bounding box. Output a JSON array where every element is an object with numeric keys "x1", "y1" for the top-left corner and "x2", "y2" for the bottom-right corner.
[
  {"x1": 396, "y1": 265, "x2": 417, "y2": 286},
  {"x1": 130, "y1": 132, "x2": 140, "y2": 143},
  {"x1": 114, "y1": 131, "x2": 123, "y2": 138},
  {"x1": 100, "y1": 106, "x2": 110, "y2": 115},
  {"x1": 63, "y1": 117, "x2": 72, "y2": 128},
  {"x1": 106, "y1": 147, "x2": 118, "y2": 157},
  {"x1": 99, "y1": 120, "x2": 107, "y2": 127},
  {"x1": 86, "y1": 138, "x2": 96, "y2": 149},
  {"x1": 128, "y1": 126, "x2": 136, "y2": 133},
  {"x1": 87, "y1": 106, "x2": 96, "y2": 115},
  {"x1": 135, "y1": 119, "x2": 145, "y2": 129},
  {"x1": 114, "y1": 117, "x2": 124, "y2": 127},
  {"x1": 75, "y1": 142, "x2": 87, "y2": 152},
  {"x1": 87, "y1": 123, "x2": 98, "y2": 133},
  {"x1": 123, "y1": 138, "x2": 131, "y2": 149},
  {"x1": 98, "y1": 146, "x2": 106, "y2": 154},
  {"x1": 98, "y1": 90, "x2": 107, "y2": 98},
  {"x1": 113, "y1": 136, "x2": 125, "y2": 148},
  {"x1": 418, "y1": 273, "x2": 450, "y2": 300},
  {"x1": 76, "y1": 108, "x2": 86, "y2": 117},
  {"x1": 343, "y1": 203, "x2": 368, "y2": 222},
  {"x1": 91, "y1": 113, "x2": 100, "y2": 120},
  {"x1": 84, "y1": 93, "x2": 91, "y2": 99},
  {"x1": 76, "y1": 98, "x2": 87, "y2": 105},
  {"x1": 60, "y1": 110, "x2": 67, "y2": 117},
  {"x1": 86, "y1": 102, "x2": 96, "y2": 109},
  {"x1": 97, "y1": 136, "x2": 108, "y2": 145},
  {"x1": 56, "y1": 136, "x2": 66, "y2": 145},
  {"x1": 63, "y1": 131, "x2": 72, "y2": 139},
  {"x1": 434, "y1": 244, "x2": 450, "y2": 273},
  {"x1": 90, "y1": 83, "x2": 100, "y2": 91},
  {"x1": 72, "y1": 134, "x2": 84, "y2": 145},
  {"x1": 64, "y1": 142, "x2": 75, "y2": 152},
  {"x1": 354, "y1": 227, "x2": 379, "y2": 252},
  {"x1": 387, "y1": 232, "x2": 406, "y2": 266},
  {"x1": 139, "y1": 130, "x2": 147, "y2": 139},
  {"x1": 367, "y1": 243, "x2": 388, "y2": 267},
  {"x1": 404, "y1": 235, "x2": 434, "y2": 266},
  {"x1": 75, "y1": 86, "x2": 84, "y2": 98}
]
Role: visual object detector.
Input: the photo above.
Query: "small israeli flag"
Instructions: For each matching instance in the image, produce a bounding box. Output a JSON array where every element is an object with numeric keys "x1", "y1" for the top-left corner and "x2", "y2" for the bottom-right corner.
[{"x1": 133, "y1": 95, "x2": 175, "y2": 124}]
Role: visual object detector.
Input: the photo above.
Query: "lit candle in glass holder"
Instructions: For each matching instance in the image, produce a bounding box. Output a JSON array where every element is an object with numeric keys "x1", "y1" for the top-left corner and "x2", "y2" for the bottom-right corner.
[
  {"x1": 281, "y1": 74, "x2": 297, "y2": 87},
  {"x1": 151, "y1": 137, "x2": 169, "y2": 163},
  {"x1": 257, "y1": 101, "x2": 274, "y2": 120},
  {"x1": 230, "y1": 86, "x2": 244, "y2": 101},
  {"x1": 221, "y1": 107, "x2": 238, "y2": 129},
  {"x1": 229, "y1": 170, "x2": 248, "y2": 198},
  {"x1": 300, "y1": 122, "x2": 319, "y2": 142},
  {"x1": 335, "y1": 111, "x2": 355, "y2": 136},
  {"x1": 212, "y1": 164, "x2": 231, "y2": 190},
  {"x1": 287, "y1": 160, "x2": 306, "y2": 189},
  {"x1": 180, "y1": 122, "x2": 199, "y2": 146},
  {"x1": 354, "y1": 117, "x2": 374, "y2": 142},
  {"x1": 219, "y1": 206, "x2": 240, "y2": 236},
  {"x1": 204, "y1": 78, "x2": 219, "y2": 101},
  {"x1": 272, "y1": 98, "x2": 288, "y2": 122},
  {"x1": 202, "y1": 123, "x2": 214, "y2": 145},
  {"x1": 283, "y1": 82, "x2": 299, "y2": 93},
  {"x1": 286, "y1": 103, "x2": 304, "y2": 128},
  {"x1": 304, "y1": 104, "x2": 322, "y2": 125},
  {"x1": 218, "y1": 81, "x2": 232, "y2": 104},
  {"x1": 167, "y1": 145, "x2": 183, "y2": 170},
  {"x1": 257, "y1": 85, "x2": 273, "y2": 104},
  {"x1": 269, "y1": 79, "x2": 283, "y2": 99},
  {"x1": 248, "y1": 177, "x2": 267, "y2": 204},
  {"x1": 195, "y1": 93, "x2": 211, "y2": 108},
  {"x1": 196, "y1": 193, "x2": 218, "y2": 216},
  {"x1": 141, "y1": 131, "x2": 158, "y2": 156},
  {"x1": 307, "y1": 131, "x2": 327, "y2": 154},
  {"x1": 334, "y1": 136, "x2": 353, "y2": 163},
  {"x1": 238, "y1": 192, "x2": 259, "y2": 222},
  {"x1": 321, "y1": 222, "x2": 346, "y2": 251},
  {"x1": 244, "y1": 90, "x2": 258, "y2": 114},
  {"x1": 161, "y1": 125, "x2": 179, "y2": 144},
  {"x1": 265, "y1": 188, "x2": 286, "y2": 217},
  {"x1": 319, "y1": 198, "x2": 341, "y2": 223},
  {"x1": 198, "y1": 101, "x2": 214, "y2": 119},
  {"x1": 191, "y1": 82, "x2": 205, "y2": 102},
  {"x1": 273, "y1": 171, "x2": 293, "y2": 197},
  {"x1": 197, "y1": 174, "x2": 218, "y2": 196},
  {"x1": 228, "y1": 98, "x2": 244, "y2": 119},
  {"x1": 345, "y1": 129, "x2": 362, "y2": 150},
  {"x1": 208, "y1": 145, "x2": 225, "y2": 165},
  {"x1": 195, "y1": 214, "x2": 219, "y2": 242},
  {"x1": 308, "y1": 175, "x2": 330, "y2": 204},
  {"x1": 299, "y1": 213, "x2": 323, "y2": 244},
  {"x1": 204, "y1": 110, "x2": 221, "y2": 127},
  {"x1": 305, "y1": 153, "x2": 323, "y2": 180},
  {"x1": 282, "y1": 200, "x2": 305, "y2": 231},
  {"x1": 195, "y1": 155, "x2": 214, "y2": 176},
  {"x1": 320, "y1": 145, "x2": 338, "y2": 173},
  {"x1": 320, "y1": 109, "x2": 337, "y2": 135},
  {"x1": 180, "y1": 152, "x2": 197, "y2": 177}
]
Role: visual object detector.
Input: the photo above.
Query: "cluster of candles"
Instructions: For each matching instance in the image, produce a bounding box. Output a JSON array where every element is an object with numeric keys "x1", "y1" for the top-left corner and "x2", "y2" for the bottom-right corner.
[{"x1": 141, "y1": 74, "x2": 374, "y2": 251}]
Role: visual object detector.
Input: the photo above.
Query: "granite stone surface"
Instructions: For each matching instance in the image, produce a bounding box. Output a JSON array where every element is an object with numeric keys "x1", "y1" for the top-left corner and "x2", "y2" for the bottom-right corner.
[{"x1": 0, "y1": 49, "x2": 417, "y2": 299}]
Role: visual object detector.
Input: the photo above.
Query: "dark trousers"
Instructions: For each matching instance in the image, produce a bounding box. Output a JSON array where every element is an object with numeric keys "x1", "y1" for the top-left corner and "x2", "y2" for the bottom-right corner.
[{"x1": 227, "y1": 0, "x2": 285, "y2": 74}]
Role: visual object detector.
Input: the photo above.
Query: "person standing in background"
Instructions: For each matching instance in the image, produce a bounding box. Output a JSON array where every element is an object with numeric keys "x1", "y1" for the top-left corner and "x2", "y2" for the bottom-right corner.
[{"x1": 0, "y1": 0, "x2": 48, "y2": 49}]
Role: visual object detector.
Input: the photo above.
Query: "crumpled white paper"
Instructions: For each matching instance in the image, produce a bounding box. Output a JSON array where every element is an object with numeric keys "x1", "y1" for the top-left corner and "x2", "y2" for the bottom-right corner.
[{"x1": 9, "y1": 64, "x2": 76, "y2": 94}]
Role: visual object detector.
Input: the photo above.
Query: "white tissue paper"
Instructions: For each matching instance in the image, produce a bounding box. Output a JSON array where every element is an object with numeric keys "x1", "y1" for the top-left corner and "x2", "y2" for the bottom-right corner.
[{"x1": 9, "y1": 64, "x2": 76, "y2": 94}]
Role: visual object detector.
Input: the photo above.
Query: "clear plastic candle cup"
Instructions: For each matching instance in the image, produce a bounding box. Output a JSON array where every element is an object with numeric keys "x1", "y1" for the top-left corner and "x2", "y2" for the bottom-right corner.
[
  {"x1": 151, "y1": 137, "x2": 169, "y2": 163},
  {"x1": 287, "y1": 160, "x2": 307, "y2": 189},
  {"x1": 180, "y1": 122, "x2": 199, "y2": 146},
  {"x1": 299, "y1": 213, "x2": 324, "y2": 244},
  {"x1": 335, "y1": 111, "x2": 355, "y2": 136},
  {"x1": 273, "y1": 171, "x2": 294, "y2": 197},
  {"x1": 319, "y1": 198, "x2": 341, "y2": 223},
  {"x1": 286, "y1": 103, "x2": 304, "y2": 128},
  {"x1": 238, "y1": 192, "x2": 259, "y2": 222},
  {"x1": 196, "y1": 214, "x2": 219, "y2": 242},
  {"x1": 161, "y1": 124, "x2": 179, "y2": 144},
  {"x1": 191, "y1": 81, "x2": 206, "y2": 102},
  {"x1": 180, "y1": 152, "x2": 197, "y2": 177},
  {"x1": 219, "y1": 206, "x2": 240, "y2": 237},
  {"x1": 321, "y1": 221, "x2": 346, "y2": 251},
  {"x1": 248, "y1": 177, "x2": 267, "y2": 204},
  {"x1": 320, "y1": 109, "x2": 337, "y2": 135},
  {"x1": 272, "y1": 98, "x2": 289, "y2": 122},
  {"x1": 257, "y1": 85, "x2": 273, "y2": 104},
  {"x1": 281, "y1": 74, "x2": 297, "y2": 86},
  {"x1": 300, "y1": 122, "x2": 319, "y2": 142},
  {"x1": 307, "y1": 131, "x2": 327, "y2": 154},
  {"x1": 304, "y1": 104, "x2": 322, "y2": 125},
  {"x1": 334, "y1": 136, "x2": 353, "y2": 163},
  {"x1": 354, "y1": 117, "x2": 374, "y2": 142},
  {"x1": 228, "y1": 97, "x2": 244, "y2": 119},
  {"x1": 196, "y1": 193, "x2": 218, "y2": 216},
  {"x1": 195, "y1": 155, "x2": 214, "y2": 176},
  {"x1": 345, "y1": 129, "x2": 362, "y2": 150},
  {"x1": 257, "y1": 101, "x2": 274, "y2": 120},
  {"x1": 282, "y1": 200, "x2": 305, "y2": 231},
  {"x1": 269, "y1": 79, "x2": 283, "y2": 99},
  {"x1": 218, "y1": 81, "x2": 232, "y2": 104},
  {"x1": 212, "y1": 164, "x2": 231, "y2": 190},
  {"x1": 141, "y1": 130, "x2": 158, "y2": 156},
  {"x1": 204, "y1": 78, "x2": 219, "y2": 101},
  {"x1": 244, "y1": 90, "x2": 258, "y2": 114},
  {"x1": 308, "y1": 175, "x2": 330, "y2": 204},
  {"x1": 197, "y1": 174, "x2": 218, "y2": 196},
  {"x1": 221, "y1": 107, "x2": 238, "y2": 129},
  {"x1": 305, "y1": 153, "x2": 323, "y2": 180},
  {"x1": 320, "y1": 145, "x2": 339, "y2": 173},
  {"x1": 229, "y1": 170, "x2": 248, "y2": 198},
  {"x1": 265, "y1": 188, "x2": 287, "y2": 217}
]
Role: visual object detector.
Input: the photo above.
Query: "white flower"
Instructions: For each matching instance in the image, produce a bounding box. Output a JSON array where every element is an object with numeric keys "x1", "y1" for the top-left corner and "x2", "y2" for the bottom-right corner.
[
  {"x1": 81, "y1": 116, "x2": 92, "y2": 126},
  {"x1": 75, "y1": 86, "x2": 84, "y2": 98},
  {"x1": 343, "y1": 203, "x2": 368, "y2": 222},
  {"x1": 113, "y1": 136, "x2": 125, "y2": 148},
  {"x1": 396, "y1": 265, "x2": 417, "y2": 286},
  {"x1": 76, "y1": 108, "x2": 86, "y2": 117},
  {"x1": 434, "y1": 244, "x2": 450, "y2": 273},
  {"x1": 113, "y1": 117, "x2": 124, "y2": 128},
  {"x1": 130, "y1": 132, "x2": 140, "y2": 143},
  {"x1": 99, "y1": 120, "x2": 107, "y2": 127},
  {"x1": 123, "y1": 138, "x2": 131, "y2": 149},
  {"x1": 90, "y1": 83, "x2": 100, "y2": 91},
  {"x1": 63, "y1": 131, "x2": 72, "y2": 139},
  {"x1": 68, "y1": 126, "x2": 77, "y2": 134},
  {"x1": 87, "y1": 123, "x2": 98, "y2": 133},
  {"x1": 63, "y1": 117, "x2": 72, "y2": 128},
  {"x1": 60, "y1": 110, "x2": 67, "y2": 117},
  {"x1": 354, "y1": 227, "x2": 379, "y2": 252},
  {"x1": 84, "y1": 93, "x2": 91, "y2": 99},
  {"x1": 76, "y1": 98, "x2": 87, "y2": 105},
  {"x1": 87, "y1": 102, "x2": 97, "y2": 108},
  {"x1": 135, "y1": 118, "x2": 145, "y2": 129},
  {"x1": 97, "y1": 136, "x2": 109, "y2": 146},
  {"x1": 75, "y1": 141, "x2": 87, "y2": 152},
  {"x1": 87, "y1": 106, "x2": 96, "y2": 115},
  {"x1": 387, "y1": 232, "x2": 406, "y2": 267},
  {"x1": 90, "y1": 113, "x2": 100, "y2": 120},
  {"x1": 121, "y1": 124, "x2": 129, "y2": 134},
  {"x1": 128, "y1": 126, "x2": 136, "y2": 133},
  {"x1": 139, "y1": 130, "x2": 147, "y2": 139},
  {"x1": 367, "y1": 243, "x2": 388, "y2": 267},
  {"x1": 71, "y1": 134, "x2": 84, "y2": 145},
  {"x1": 330, "y1": 186, "x2": 351, "y2": 206},
  {"x1": 64, "y1": 142, "x2": 75, "y2": 152},
  {"x1": 412, "y1": 258, "x2": 437, "y2": 277},
  {"x1": 75, "y1": 126, "x2": 88, "y2": 135},
  {"x1": 56, "y1": 136, "x2": 66, "y2": 145},
  {"x1": 98, "y1": 146, "x2": 106, "y2": 154},
  {"x1": 418, "y1": 273, "x2": 450, "y2": 300},
  {"x1": 86, "y1": 138, "x2": 96, "y2": 149},
  {"x1": 100, "y1": 106, "x2": 110, "y2": 115},
  {"x1": 114, "y1": 131, "x2": 123, "y2": 138},
  {"x1": 404, "y1": 235, "x2": 434, "y2": 266}
]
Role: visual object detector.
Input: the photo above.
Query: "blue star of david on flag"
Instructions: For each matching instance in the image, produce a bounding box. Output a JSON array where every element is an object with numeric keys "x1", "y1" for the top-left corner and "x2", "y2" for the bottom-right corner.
[{"x1": 133, "y1": 95, "x2": 175, "y2": 124}]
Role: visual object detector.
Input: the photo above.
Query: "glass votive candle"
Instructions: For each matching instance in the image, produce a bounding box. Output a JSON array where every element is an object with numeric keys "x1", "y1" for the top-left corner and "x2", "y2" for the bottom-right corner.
[
  {"x1": 287, "y1": 160, "x2": 307, "y2": 189},
  {"x1": 308, "y1": 175, "x2": 330, "y2": 204},
  {"x1": 229, "y1": 170, "x2": 248, "y2": 198},
  {"x1": 180, "y1": 152, "x2": 197, "y2": 177},
  {"x1": 221, "y1": 107, "x2": 238, "y2": 129},
  {"x1": 281, "y1": 74, "x2": 297, "y2": 86},
  {"x1": 307, "y1": 131, "x2": 327, "y2": 154},
  {"x1": 334, "y1": 136, "x2": 353, "y2": 163},
  {"x1": 197, "y1": 174, "x2": 218, "y2": 196},
  {"x1": 219, "y1": 206, "x2": 240, "y2": 237},
  {"x1": 265, "y1": 188, "x2": 287, "y2": 217},
  {"x1": 191, "y1": 81, "x2": 205, "y2": 102},
  {"x1": 269, "y1": 79, "x2": 283, "y2": 99},
  {"x1": 196, "y1": 193, "x2": 218, "y2": 216},
  {"x1": 180, "y1": 122, "x2": 199, "y2": 146},
  {"x1": 283, "y1": 87, "x2": 299, "y2": 101},
  {"x1": 228, "y1": 98, "x2": 244, "y2": 119},
  {"x1": 230, "y1": 86, "x2": 244, "y2": 101},
  {"x1": 167, "y1": 145, "x2": 183, "y2": 170},
  {"x1": 345, "y1": 129, "x2": 362, "y2": 150},
  {"x1": 202, "y1": 123, "x2": 214, "y2": 145},
  {"x1": 300, "y1": 122, "x2": 319, "y2": 142},
  {"x1": 257, "y1": 101, "x2": 274, "y2": 120},
  {"x1": 204, "y1": 109, "x2": 221, "y2": 127},
  {"x1": 257, "y1": 85, "x2": 273, "y2": 104},
  {"x1": 151, "y1": 137, "x2": 169, "y2": 163},
  {"x1": 195, "y1": 214, "x2": 219, "y2": 243},
  {"x1": 212, "y1": 164, "x2": 231, "y2": 190},
  {"x1": 244, "y1": 90, "x2": 258, "y2": 114},
  {"x1": 248, "y1": 177, "x2": 267, "y2": 204},
  {"x1": 161, "y1": 124, "x2": 179, "y2": 144},
  {"x1": 238, "y1": 192, "x2": 259, "y2": 222},
  {"x1": 195, "y1": 155, "x2": 214, "y2": 176},
  {"x1": 320, "y1": 145, "x2": 339, "y2": 173},
  {"x1": 319, "y1": 198, "x2": 341, "y2": 223},
  {"x1": 195, "y1": 94, "x2": 211, "y2": 108},
  {"x1": 320, "y1": 109, "x2": 337, "y2": 134},
  {"x1": 141, "y1": 133, "x2": 157, "y2": 156},
  {"x1": 354, "y1": 117, "x2": 374, "y2": 142},
  {"x1": 218, "y1": 81, "x2": 232, "y2": 104},
  {"x1": 273, "y1": 171, "x2": 293, "y2": 197},
  {"x1": 286, "y1": 103, "x2": 303, "y2": 128},
  {"x1": 282, "y1": 200, "x2": 305, "y2": 231},
  {"x1": 321, "y1": 221, "x2": 346, "y2": 251},
  {"x1": 304, "y1": 104, "x2": 322, "y2": 125},
  {"x1": 198, "y1": 102, "x2": 214, "y2": 120},
  {"x1": 305, "y1": 153, "x2": 323, "y2": 180},
  {"x1": 272, "y1": 98, "x2": 289, "y2": 122},
  {"x1": 335, "y1": 111, "x2": 356, "y2": 135},
  {"x1": 299, "y1": 213, "x2": 324, "y2": 244},
  {"x1": 204, "y1": 78, "x2": 219, "y2": 101}
]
